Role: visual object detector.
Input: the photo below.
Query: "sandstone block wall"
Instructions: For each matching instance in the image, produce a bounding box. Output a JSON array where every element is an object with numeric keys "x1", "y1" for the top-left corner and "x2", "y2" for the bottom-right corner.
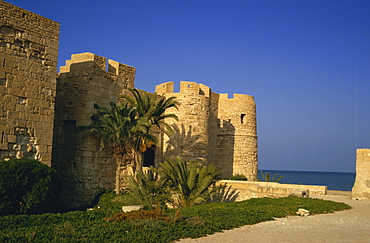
[
  {"x1": 0, "y1": 1, "x2": 59, "y2": 166},
  {"x1": 218, "y1": 94, "x2": 258, "y2": 180},
  {"x1": 352, "y1": 148, "x2": 370, "y2": 200},
  {"x1": 156, "y1": 81, "x2": 216, "y2": 163},
  {"x1": 218, "y1": 180, "x2": 327, "y2": 201},
  {"x1": 53, "y1": 52, "x2": 135, "y2": 208},
  {"x1": 155, "y1": 81, "x2": 258, "y2": 181}
]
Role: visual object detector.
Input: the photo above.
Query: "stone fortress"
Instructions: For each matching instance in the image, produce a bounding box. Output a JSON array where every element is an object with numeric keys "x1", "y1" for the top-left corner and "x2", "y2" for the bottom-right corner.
[
  {"x1": 1, "y1": 2, "x2": 368, "y2": 208},
  {"x1": 0, "y1": 2, "x2": 257, "y2": 207}
]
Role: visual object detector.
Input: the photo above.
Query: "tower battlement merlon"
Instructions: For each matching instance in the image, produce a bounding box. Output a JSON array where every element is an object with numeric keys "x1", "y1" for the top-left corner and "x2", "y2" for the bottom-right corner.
[
  {"x1": 107, "y1": 59, "x2": 136, "y2": 90},
  {"x1": 219, "y1": 93, "x2": 255, "y2": 103},
  {"x1": 180, "y1": 81, "x2": 211, "y2": 97},
  {"x1": 59, "y1": 52, "x2": 107, "y2": 73},
  {"x1": 155, "y1": 81, "x2": 211, "y2": 97},
  {"x1": 107, "y1": 59, "x2": 135, "y2": 77},
  {"x1": 155, "y1": 81, "x2": 175, "y2": 95}
]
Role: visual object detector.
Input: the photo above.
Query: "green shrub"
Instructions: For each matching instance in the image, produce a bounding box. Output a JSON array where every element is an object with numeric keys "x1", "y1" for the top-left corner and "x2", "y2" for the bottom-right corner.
[
  {"x1": 157, "y1": 157, "x2": 222, "y2": 208},
  {"x1": 104, "y1": 208, "x2": 172, "y2": 222},
  {"x1": 230, "y1": 173, "x2": 248, "y2": 181},
  {"x1": 126, "y1": 167, "x2": 172, "y2": 208},
  {"x1": 0, "y1": 158, "x2": 59, "y2": 215},
  {"x1": 93, "y1": 191, "x2": 140, "y2": 215}
]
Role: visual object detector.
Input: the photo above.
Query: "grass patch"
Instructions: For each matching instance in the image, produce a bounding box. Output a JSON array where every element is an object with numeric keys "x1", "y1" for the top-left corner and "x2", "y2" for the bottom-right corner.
[{"x1": 0, "y1": 196, "x2": 351, "y2": 242}]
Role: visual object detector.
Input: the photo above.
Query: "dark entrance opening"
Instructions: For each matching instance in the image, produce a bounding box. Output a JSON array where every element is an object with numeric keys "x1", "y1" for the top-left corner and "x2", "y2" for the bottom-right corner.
[
  {"x1": 143, "y1": 145, "x2": 155, "y2": 167},
  {"x1": 63, "y1": 120, "x2": 76, "y2": 161}
]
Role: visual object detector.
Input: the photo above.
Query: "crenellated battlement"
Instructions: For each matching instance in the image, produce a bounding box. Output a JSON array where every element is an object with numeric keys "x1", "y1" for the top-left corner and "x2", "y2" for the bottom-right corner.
[
  {"x1": 219, "y1": 93, "x2": 255, "y2": 103},
  {"x1": 60, "y1": 52, "x2": 135, "y2": 80},
  {"x1": 156, "y1": 81, "x2": 253, "y2": 102},
  {"x1": 156, "y1": 81, "x2": 211, "y2": 98},
  {"x1": 60, "y1": 52, "x2": 106, "y2": 73},
  {"x1": 155, "y1": 81, "x2": 175, "y2": 94}
]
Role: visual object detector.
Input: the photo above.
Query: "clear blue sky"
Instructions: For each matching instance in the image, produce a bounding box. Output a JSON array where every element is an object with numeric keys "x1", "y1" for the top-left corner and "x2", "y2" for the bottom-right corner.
[{"x1": 8, "y1": 0, "x2": 369, "y2": 172}]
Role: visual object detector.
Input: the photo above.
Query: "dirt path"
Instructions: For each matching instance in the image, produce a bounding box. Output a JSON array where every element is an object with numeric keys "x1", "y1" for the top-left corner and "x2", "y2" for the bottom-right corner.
[{"x1": 177, "y1": 191, "x2": 370, "y2": 243}]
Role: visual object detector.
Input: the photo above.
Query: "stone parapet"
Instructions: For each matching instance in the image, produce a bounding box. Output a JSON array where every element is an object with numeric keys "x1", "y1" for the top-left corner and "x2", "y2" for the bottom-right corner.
[{"x1": 219, "y1": 180, "x2": 327, "y2": 201}]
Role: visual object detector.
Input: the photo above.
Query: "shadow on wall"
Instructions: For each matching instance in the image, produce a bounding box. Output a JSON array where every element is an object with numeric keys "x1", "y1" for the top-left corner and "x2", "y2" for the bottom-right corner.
[
  {"x1": 52, "y1": 58, "x2": 129, "y2": 209},
  {"x1": 216, "y1": 119, "x2": 235, "y2": 179},
  {"x1": 164, "y1": 124, "x2": 208, "y2": 162}
]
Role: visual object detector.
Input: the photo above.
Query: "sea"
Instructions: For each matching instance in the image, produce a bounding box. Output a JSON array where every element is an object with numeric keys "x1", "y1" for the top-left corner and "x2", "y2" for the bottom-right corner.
[{"x1": 259, "y1": 170, "x2": 356, "y2": 191}]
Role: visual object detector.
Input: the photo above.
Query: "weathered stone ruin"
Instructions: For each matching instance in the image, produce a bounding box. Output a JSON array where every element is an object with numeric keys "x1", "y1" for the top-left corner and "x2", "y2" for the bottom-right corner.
[
  {"x1": 0, "y1": 1, "x2": 59, "y2": 166},
  {"x1": 352, "y1": 148, "x2": 370, "y2": 200}
]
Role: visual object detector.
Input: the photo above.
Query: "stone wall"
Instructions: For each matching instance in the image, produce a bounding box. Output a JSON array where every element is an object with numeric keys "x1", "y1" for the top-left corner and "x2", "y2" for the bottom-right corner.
[
  {"x1": 352, "y1": 148, "x2": 370, "y2": 200},
  {"x1": 218, "y1": 180, "x2": 327, "y2": 201},
  {"x1": 217, "y1": 94, "x2": 258, "y2": 180},
  {"x1": 53, "y1": 52, "x2": 135, "y2": 208},
  {"x1": 155, "y1": 81, "x2": 258, "y2": 181},
  {"x1": 156, "y1": 81, "x2": 216, "y2": 163},
  {"x1": 0, "y1": 1, "x2": 59, "y2": 166}
]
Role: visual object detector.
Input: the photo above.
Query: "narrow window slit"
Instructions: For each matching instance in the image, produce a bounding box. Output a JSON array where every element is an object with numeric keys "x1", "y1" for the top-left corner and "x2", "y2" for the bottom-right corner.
[{"x1": 241, "y1": 114, "x2": 246, "y2": 124}]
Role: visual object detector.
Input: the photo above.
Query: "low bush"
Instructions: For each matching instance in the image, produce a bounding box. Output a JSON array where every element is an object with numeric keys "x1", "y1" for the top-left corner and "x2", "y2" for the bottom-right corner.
[
  {"x1": 126, "y1": 168, "x2": 172, "y2": 209},
  {"x1": 230, "y1": 173, "x2": 248, "y2": 181},
  {"x1": 0, "y1": 158, "x2": 59, "y2": 215},
  {"x1": 156, "y1": 157, "x2": 222, "y2": 208},
  {"x1": 104, "y1": 208, "x2": 172, "y2": 222},
  {"x1": 94, "y1": 191, "x2": 140, "y2": 215}
]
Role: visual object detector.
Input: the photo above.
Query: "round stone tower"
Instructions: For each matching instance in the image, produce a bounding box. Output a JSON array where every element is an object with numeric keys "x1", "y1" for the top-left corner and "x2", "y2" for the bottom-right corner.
[
  {"x1": 155, "y1": 81, "x2": 216, "y2": 163},
  {"x1": 217, "y1": 93, "x2": 258, "y2": 180},
  {"x1": 155, "y1": 81, "x2": 258, "y2": 181}
]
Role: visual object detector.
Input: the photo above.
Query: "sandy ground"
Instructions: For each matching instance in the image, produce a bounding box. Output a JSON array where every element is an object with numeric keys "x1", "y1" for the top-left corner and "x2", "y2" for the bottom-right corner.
[{"x1": 177, "y1": 191, "x2": 370, "y2": 243}]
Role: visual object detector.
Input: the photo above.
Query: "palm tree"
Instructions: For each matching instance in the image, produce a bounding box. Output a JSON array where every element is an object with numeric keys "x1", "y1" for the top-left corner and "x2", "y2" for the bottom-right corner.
[
  {"x1": 126, "y1": 167, "x2": 172, "y2": 208},
  {"x1": 121, "y1": 89, "x2": 179, "y2": 169},
  {"x1": 121, "y1": 89, "x2": 179, "y2": 134},
  {"x1": 157, "y1": 157, "x2": 222, "y2": 207},
  {"x1": 81, "y1": 89, "x2": 178, "y2": 193},
  {"x1": 80, "y1": 102, "x2": 156, "y2": 193}
]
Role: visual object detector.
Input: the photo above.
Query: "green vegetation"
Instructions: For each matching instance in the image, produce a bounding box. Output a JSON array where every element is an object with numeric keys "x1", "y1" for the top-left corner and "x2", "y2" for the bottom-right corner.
[
  {"x1": 259, "y1": 170, "x2": 284, "y2": 182},
  {"x1": 0, "y1": 158, "x2": 59, "y2": 215},
  {"x1": 0, "y1": 195, "x2": 351, "y2": 242},
  {"x1": 230, "y1": 173, "x2": 248, "y2": 181},
  {"x1": 126, "y1": 167, "x2": 172, "y2": 208},
  {"x1": 156, "y1": 157, "x2": 222, "y2": 207},
  {"x1": 80, "y1": 88, "x2": 178, "y2": 192},
  {"x1": 126, "y1": 158, "x2": 224, "y2": 208}
]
